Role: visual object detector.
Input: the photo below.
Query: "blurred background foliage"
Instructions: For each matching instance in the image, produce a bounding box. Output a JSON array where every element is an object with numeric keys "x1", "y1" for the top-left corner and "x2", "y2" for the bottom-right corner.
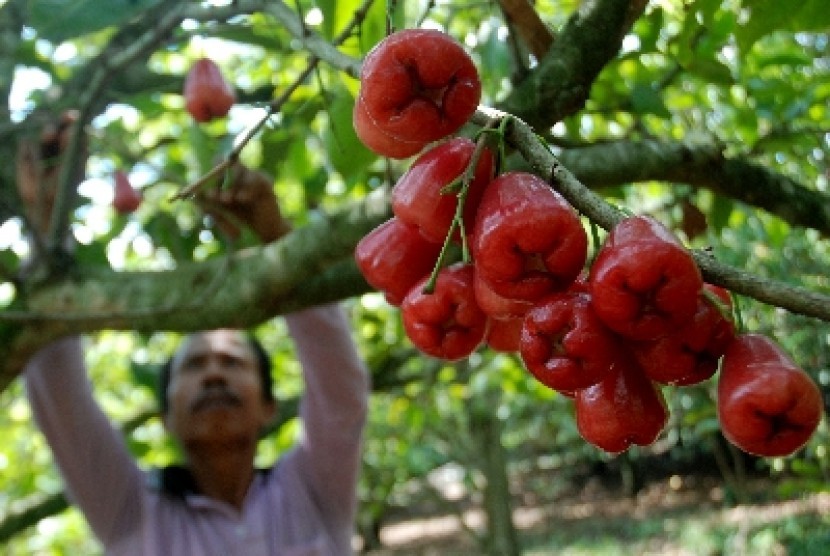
[{"x1": 1, "y1": 0, "x2": 829, "y2": 553}]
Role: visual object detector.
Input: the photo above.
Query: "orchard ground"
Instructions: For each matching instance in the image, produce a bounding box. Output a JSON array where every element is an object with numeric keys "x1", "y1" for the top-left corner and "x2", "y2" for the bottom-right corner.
[{"x1": 359, "y1": 462, "x2": 830, "y2": 555}]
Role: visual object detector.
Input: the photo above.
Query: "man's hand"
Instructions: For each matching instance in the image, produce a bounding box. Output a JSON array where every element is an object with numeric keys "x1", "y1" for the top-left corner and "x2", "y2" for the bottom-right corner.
[
  {"x1": 198, "y1": 163, "x2": 292, "y2": 244},
  {"x1": 15, "y1": 110, "x2": 83, "y2": 236}
]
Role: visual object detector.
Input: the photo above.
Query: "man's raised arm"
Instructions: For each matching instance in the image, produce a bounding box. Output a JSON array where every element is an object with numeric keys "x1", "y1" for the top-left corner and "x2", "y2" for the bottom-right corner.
[{"x1": 24, "y1": 337, "x2": 146, "y2": 546}]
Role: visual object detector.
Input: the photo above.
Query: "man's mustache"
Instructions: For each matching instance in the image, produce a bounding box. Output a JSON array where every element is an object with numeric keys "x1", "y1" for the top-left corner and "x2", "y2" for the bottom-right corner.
[{"x1": 191, "y1": 386, "x2": 242, "y2": 412}]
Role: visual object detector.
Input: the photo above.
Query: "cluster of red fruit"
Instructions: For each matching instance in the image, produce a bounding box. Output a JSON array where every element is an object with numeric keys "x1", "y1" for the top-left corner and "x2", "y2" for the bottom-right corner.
[{"x1": 353, "y1": 28, "x2": 823, "y2": 458}]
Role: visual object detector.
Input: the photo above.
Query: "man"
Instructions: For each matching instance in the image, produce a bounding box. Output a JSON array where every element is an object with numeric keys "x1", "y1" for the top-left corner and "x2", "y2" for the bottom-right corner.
[{"x1": 21, "y1": 137, "x2": 370, "y2": 554}]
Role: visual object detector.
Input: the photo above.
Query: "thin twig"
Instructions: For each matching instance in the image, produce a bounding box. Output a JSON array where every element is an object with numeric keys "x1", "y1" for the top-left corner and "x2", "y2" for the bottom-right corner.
[
  {"x1": 173, "y1": 0, "x2": 373, "y2": 200},
  {"x1": 45, "y1": 1, "x2": 194, "y2": 253},
  {"x1": 423, "y1": 119, "x2": 501, "y2": 293}
]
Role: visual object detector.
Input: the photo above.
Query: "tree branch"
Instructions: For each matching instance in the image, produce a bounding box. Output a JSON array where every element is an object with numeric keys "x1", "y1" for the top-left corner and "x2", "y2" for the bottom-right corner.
[
  {"x1": 499, "y1": 0, "x2": 641, "y2": 129},
  {"x1": 0, "y1": 189, "x2": 391, "y2": 391},
  {"x1": 497, "y1": 0, "x2": 554, "y2": 60},
  {"x1": 0, "y1": 492, "x2": 68, "y2": 544},
  {"x1": 263, "y1": 0, "x2": 364, "y2": 79},
  {"x1": 554, "y1": 139, "x2": 830, "y2": 235},
  {"x1": 0, "y1": 0, "x2": 28, "y2": 224},
  {"x1": 0, "y1": 0, "x2": 25, "y2": 122},
  {"x1": 47, "y1": 0, "x2": 199, "y2": 253}
]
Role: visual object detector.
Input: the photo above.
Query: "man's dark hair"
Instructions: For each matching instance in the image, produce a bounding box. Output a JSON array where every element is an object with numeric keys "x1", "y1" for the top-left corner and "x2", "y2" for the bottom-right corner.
[{"x1": 157, "y1": 332, "x2": 275, "y2": 414}]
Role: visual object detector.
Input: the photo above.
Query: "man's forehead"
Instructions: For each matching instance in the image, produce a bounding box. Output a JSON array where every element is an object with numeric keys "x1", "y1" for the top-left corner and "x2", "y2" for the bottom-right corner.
[{"x1": 174, "y1": 329, "x2": 254, "y2": 360}]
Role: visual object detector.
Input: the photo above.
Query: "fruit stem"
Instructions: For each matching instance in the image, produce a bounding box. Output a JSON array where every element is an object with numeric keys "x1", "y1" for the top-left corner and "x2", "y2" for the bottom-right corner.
[
  {"x1": 428, "y1": 218, "x2": 454, "y2": 286},
  {"x1": 588, "y1": 220, "x2": 602, "y2": 266},
  {"x1": 701, "y1": 286, "x2": 735, "y2": 326},
  {"x1": 731, "y1": 292, "x2": 746, "y2": 333},
  {"x1": 495, "y1": 115, "x2": 512, "y2": 174},
  {"x1": 424, "y1": 125, "x2": 499, "y2": 294}
]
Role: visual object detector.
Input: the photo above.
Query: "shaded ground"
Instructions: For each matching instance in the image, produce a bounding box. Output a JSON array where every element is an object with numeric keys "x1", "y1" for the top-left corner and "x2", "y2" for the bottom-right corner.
[{"x1": 362, "y1": 471, "x2": 830, "y2": 555}]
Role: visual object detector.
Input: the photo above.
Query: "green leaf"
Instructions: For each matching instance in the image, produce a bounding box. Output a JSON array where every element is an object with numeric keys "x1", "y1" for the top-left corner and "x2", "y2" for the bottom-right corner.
[
  {"x1": 144, "y1": 212, "x2": 199, "y2": 262},
  {"x1": 687, "y1": 57, "x2": 733, "y2": 86},
  {"x1": 127, "y1": 438, "x2": 151, "y2": 458},
  {"x1": 30, "y1": 0, "x2": 161, "y2": 43},
  {"x1": 318, "y1": 0, "x2": 338, "y2": 40},
  {"x1": 709, "y1": 194, "x2": 734, "y2": 233},
  {"x1": 73, "y1": 238, "x2": 110, "y2": 267},
  {"x1": 634, "y1": 7, "x2": 663, "y2": 53},
  {"x1": 755, "y1": 52, "x2": 813, "y2": 70},
  {"x1": 13, "y1": 39, "x2": 53, "y2": 74},
  {"x1": 303, "y1": 167, "x2": 329, "y2": 207},
  {"x1": 695, "y1": 0, "x2": 725, "y2": 28},
  {"x1": 353, "y1": 0, "x2": 388, "y2": 55},
  {"x1": 479, "y1": 28, "x2": 513, "y2": 93},
  {"x1": 0, "y1": 248, "x2": 20, "y2": 276},
  {"x1": 738, "y1": 0, "x2": 830, "y2": 52},
  {"x1": 259, "y1": 128, "x2": 292, "y2": 181},
  {"x1": 630, "y1": 83, "x2": 671, "y2": 118},
  {"x1": 211, "y1": 26, "x2": 285, "y2": 51},
  {"x1": 322, "y1": 92, "x2": 376, "y2": 181},
  {"x1": 186, "y1": 123, "x2": 221, "y2": 178},
  {"x1": 130, "y1": 361, "x2": 161, "y2": 393},
  {"x1": 789, "y1": 1, "x2": 830, "y2": 32}
]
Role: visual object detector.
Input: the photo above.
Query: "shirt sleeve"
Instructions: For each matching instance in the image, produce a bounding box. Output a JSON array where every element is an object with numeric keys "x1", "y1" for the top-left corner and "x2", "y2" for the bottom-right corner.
[
  {"x1": 283, "y1": 303, "x2": 370, "y2": 527},
  {"x1": 23, "y1": 336, "x2": 146, "y2": 547}
]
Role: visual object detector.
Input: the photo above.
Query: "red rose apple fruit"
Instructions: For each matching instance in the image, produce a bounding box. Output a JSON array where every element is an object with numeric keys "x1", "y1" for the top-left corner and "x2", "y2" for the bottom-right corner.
[
  {"x1": 589, "y1": 215, "x2": 703, "y2": 341},
  {"x1": 355, "y1": 217, "x2": 442, "y2": 306},
  {"x1": 632, "y1": 284, "x2": 736, "y2": 386},
  {"x1": 472, "y1": 171, "x2": 588, "y2": 302},
  {"x1": 355, "y1": 29, "x2": 481, "y2": 158},
  {"x1": 576, "y1": 358, "x2": 668, "y2": 454},
  {"x1": 473, "y1": 268, "x2": 533, "y2": 320},
  {"x1": 717, "y1": 333, "x2": 823, "y2": 457},
  {"x1": 485, "y1": 316, "x2": 524, "y2": 353},
  {"x1": 352, "y1": 96, "x2": 427, "y2": 159},
  {"x1": 520, "y1": 291, "x2": 624, "y2": 393},
  {"x1": 113, "y1": 170, "x2": 142, "y2": 214},
  {"x1": 184, "y1": 58, "x2": 236, "y2": 123},
  {"x1": 392, "y1": 137, "x2": 495, "y2": 244},
  {"x1": 401, "y1": 263, "x2": 487, "y2": 360}
]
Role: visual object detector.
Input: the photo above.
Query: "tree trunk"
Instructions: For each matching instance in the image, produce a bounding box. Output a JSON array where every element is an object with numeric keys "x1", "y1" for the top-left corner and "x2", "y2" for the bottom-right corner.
[{"x1": 470, "y1": 398, "x2": 521, "y2": 556}]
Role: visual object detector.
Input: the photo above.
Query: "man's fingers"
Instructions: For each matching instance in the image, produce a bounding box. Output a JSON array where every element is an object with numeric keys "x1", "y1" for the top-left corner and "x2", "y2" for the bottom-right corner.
[
  {"x1": 201, "y1": 176, "x2": 259, "y2": 206},
  {"x1": 233, "y1": 183, "x2": 258, "y2": 203},
  {"x1": 16, "y1": 140, "x2": 41, "y2": 203},
  {"x1": 197, "y1": 197, "x2": 243, "y2": 239}
]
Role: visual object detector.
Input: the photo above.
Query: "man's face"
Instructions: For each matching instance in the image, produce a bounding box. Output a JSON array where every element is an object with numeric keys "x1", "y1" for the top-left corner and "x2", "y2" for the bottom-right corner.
[{"x1": 163, "y1": 329, "x2": 276, "y2": 449}]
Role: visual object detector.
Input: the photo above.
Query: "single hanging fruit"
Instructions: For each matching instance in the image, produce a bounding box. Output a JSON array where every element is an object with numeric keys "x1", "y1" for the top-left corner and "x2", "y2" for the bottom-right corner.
[
  {"x1": 575, "y1": 357, "x2": 669, "y2": 454},
  {"x1": 519, "y1": 290, "x2": 624, "y2": 393},
  {"x1": 354, "y1": 29, "x2": 481, "y2": 158},
  {"x1": 354, "y1": 217, "x2": 443, "y2": 307},
  {"x1": 183, "y1": 58, "x2": 236, "y2": 123},
  {"x1": 717, "y1": 333, "x2": 823, "y2": 457},
  {"x1": 631, "y1": 284, "x2": 736, "y2": 386},
  {"x1": 113, "y1": 170, "x2": 141, "y2": 214},
  {"x1": 472, "y1": 171, "x2": 588, "y2": 302},
  {"x1": 401, "y1": 263, "x2": 487, "y2": 361},
  {"x1": 588, "y1": 215, "x2": 703, "y2": 341},
  {"x1": 392, "y1": 137, "x2": 495, "y2": 245}
]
